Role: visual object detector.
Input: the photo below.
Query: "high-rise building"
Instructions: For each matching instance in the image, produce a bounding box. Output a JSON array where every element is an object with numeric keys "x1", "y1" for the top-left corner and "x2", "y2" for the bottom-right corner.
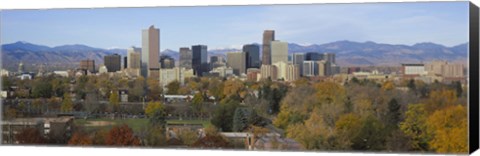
[
  {"x1": 305, "y1": 52, "x2": 322, "y2": 61},
  {"x1": 271, "y1": 40, "x2": 289, "y2": 64},
  {"x1": 324, "y1": 53, "x2": 336, "y2": 64},
  {"x1": 192, "y1": 45, "x2": 208, "y2": 76},
  {"x1": 210, "y1": 55, "x2": 225, "y2": 69},
  {"x1": 142, "y1": 25, "x2": 160, "y2": 79},
  {"x1": 303, "y1": 61, "x2": 318, "y2": 77},
  {"x1": 243, "y1": 44, "x2": 260, "y2": 68},
  {"x1": 260, "y1": 65, "x2": 277, "y2": 80},
  {"x1": 127, "y1": 47, "x2": 141, "y2": 69},
  {"x1": 226, "y1": 52, "x2": 247, "y2": 76},
  {"x1": 104, "y1": 54, "x2": 121, "y2": 72},
  {"x1": 123, "y1": 56, "x2": 127, "y2": 69},
  {"x1": 160, "y1": 55, "x2": 175, "y2": 69},
  {"x1": 317, "y1": 60, "x2": 331, "y2": 76},
  {"x1": 179, "y1": 47, "x2": 192, "y2": 69},
  {"x1": 293, "y1": 53, "x2": 305, "y2": 76},
  {"x1": 286, "y1": 64, "x2": 300, "y2": 82},
  {"x1": 79, "y1": 59, "x2": 95, "y2": 73},
  {"x1": 262, "y1": 30, "x2": 275, "y2": 65}
]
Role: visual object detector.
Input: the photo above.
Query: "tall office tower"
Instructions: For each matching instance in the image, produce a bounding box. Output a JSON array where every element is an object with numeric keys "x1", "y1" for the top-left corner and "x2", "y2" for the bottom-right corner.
[
  {"x1": 179, "y1": 47, "x2": 192, "y2": 69},
  {"x1": 324, "y1": 53, "x2": 336, "y2": 64},
  {"x1": 226, "y1": 52, "x2": 247, "y2": 76},
  {"x1": 127, "y1": 47, "x2": 142, "y2": 69},
  {"x1": 317, "y1": 60, "x2": 331, "y2": 76},
  {"x1": 243, "y1": 44, "x2": 260, "y2": 68},
  {"x1": 262, "y1": 30, "x2": 275, "y2": 65},
  {"x1": 303, "y1": 61, "x2": 318, "y2": 77},
  {"x1": 192, "y1": 45, "x2": 208, "y2": 76},
  {"x1": 123, "y1": 57, "x2": 128, "y2": 69},
  {"x1": 160, "y1": 55, "x2": 175, "y2": 69},
  {"x1": 292, "y1": 53, "x2": 305, "y2": 76},
  {"x1": 80, "y1": 59, "x2": 96, "y2": 73},
  {"x1": 104, "y1": 54, "x2": 122, "y2": 72},
  {"x1": 271, "y1": 40, "x2": 289, "y2": 64},
  {"x1": 142, "y1": 25, "x2": 160, "y2": 79},
  {"x1": 305, "y1": 52, "x2": 322, "y2": 61}
]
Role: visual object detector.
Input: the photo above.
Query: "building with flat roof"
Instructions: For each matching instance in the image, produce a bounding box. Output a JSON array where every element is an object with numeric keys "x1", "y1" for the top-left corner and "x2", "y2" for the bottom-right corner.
[
  {"x1": 192, "y1": 45, "x2": 208, "y2": 76},
  {"x1": 243, "y1": 44, "x2": 260, "y2": 68},
  {"x1": 142, "y1": 25, "x2": 161, "y2": 79},
  {"x1": 262, "y1": 30, "x2": 275, "y2": 65},
  {"x1": 227, "y1": 52, "x2": 247, "y2": 76},
  {"x1": 104, "y1": 54, "x2": 121, "y2": 72},
  {"x1": 271, "y1": 40, "x2": 288, "y2": 64},
  {"x1": 79, "y1": 59, "x2": 95, "y2": 73}
]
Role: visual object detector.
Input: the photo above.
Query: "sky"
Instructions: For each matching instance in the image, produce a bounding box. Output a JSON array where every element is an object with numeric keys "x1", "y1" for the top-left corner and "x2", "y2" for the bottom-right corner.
[{"x1": 0, "y1": 2, "x2": 470, "y2": 50}]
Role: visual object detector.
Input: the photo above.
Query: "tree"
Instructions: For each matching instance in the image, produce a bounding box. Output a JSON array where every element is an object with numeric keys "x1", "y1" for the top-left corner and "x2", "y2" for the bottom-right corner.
[
  {"x1": 400, "y1": 104, "x2": 430, "y2": 151},
  {"x1": 149, "y1": 108, "x2": 167, "y2": 128},
  {"x1": 166, "y1": 80, "x2": 180, "y2": 95},
  {"x1": 129, "y1": 76, "x2": 145, "y2": 102},
  {"x1": 60, "y1": 93, "x2": 73, "y2": 112},
  {"x1": 453, "y1": 81, "x2": 463, "y2": 97},
  {"x1": 385, "y1": 98, "x2": 401, "y2": 129},
  {"x1": 191, "y1": 92, "x2": 205, "y2": 117},
  {"x1": 407, "y1": 79, "x2": 416, "y2": 91},
  {"x1": 68, "y1": 132, "x2": 93, "y2": 145},
  {"x1": 105, "y1": 125, "x2": 141, "y2": 146},
  {"x1": 191, "y1": 128, "x2": 230, "y2": 149},
  {"x1": 382, "y1": 81, "x2": 395, "y2": 91},
  {"x1": 426, "y1": 105, "x2": 467, "y2": 153},
  {"x1": 232, "y1": 107, "x2": 256, "y2": 132},
  {"x1": 424, "y1": 89, "x2": 458, "y2": 113},
  {"x1": 144, "y1": 101, "x2": 164, "y2": 118},
  {"x1": 143, "y1": 126, "x2": 167, "y2": 147},
  {"x1": 109, "y1": 91, "x2": 120, "y2": 112},
  {"x1": 178, "y1": 129, "x2": 199, "y2": 146},
  {"x1": 334, "y1": 113, "x2": 362, "y2": 150},
  {"x1": 15, "y1": 128, "x2": 46, "y2": 144},
  {"x1": 147, "y1": 78, "x2": 161, "y2": 101},
  {"x1": 3, "y1": 106, "x2": 17, "y2": 119},
  {"x1": 211, "y1": 97, "x2": 240, "y2": 132},
  {"x1": 286, "y1": 108, "x2": 333, "y2": 150},
  {"x1": 84, "y1": 92, "x2": 99, "y2": 114},
  {"x1": 32, "y1": 80, "x2": 53, "y2": 98},
  {"x1": 350, "y1": 115, "x2": 386, "y2": 151}
]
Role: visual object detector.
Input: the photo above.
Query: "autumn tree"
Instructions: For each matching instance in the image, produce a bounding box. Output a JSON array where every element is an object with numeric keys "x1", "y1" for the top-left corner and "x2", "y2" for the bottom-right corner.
[
  {"x1": 334, "y1": 113, "x2": 362, "y2": 150},
  {"x1": 145, "y1": 101, "x2": 164, "y2": 118},
  {"x1": 109, "y1": 90, "x2": 120, "y2": 112},
  {"x1": 129, "y1": 76, "x2": 145, "y2": 102},
  {"x1": 68, "y1": 132, "x2": 93, "y2": 146},
  {"x1": 149, "y1": 108, "x2": 167, "y2": 128},
  {"x1": 424, "y1": 89, "x2": 458, "y2": 113},
  {"x1": 178, "y1": 129, "x2": 199, "y2": 146},
  {"x1": 146, "y1": 77, "x2": 161, "y2": 101},
  {"x1": 105, "y1": 125, "x2": 141, "y2": 146},
  {"x1": 166, "y1": 80, "x2": 180, "y2": 95},
  {"x1": 192, "y1": 92, "x2": 205, "y2": 117},
  {"x1": 60, "y1": 93, "x2": 73, "y2": 112},
  {"x1": 15, "y1": 128, "x2": 46, "y2": 144},
  {"x1": 350, "y1": 115, "x2": 386, "y2": 151},
  {"x1": 286, "y1": 108, "x2": 333, "y2": 150},
  {"x1": 426, "y1": 105, "x2": 467, "y2": 153},
  {"x1": 192, "y1": 126, "x2": 230, "y2": 148}
]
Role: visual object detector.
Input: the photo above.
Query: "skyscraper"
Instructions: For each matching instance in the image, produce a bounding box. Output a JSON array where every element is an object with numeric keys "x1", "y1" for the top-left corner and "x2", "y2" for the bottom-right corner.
[
  {"x1": 262, "y1": 30, "x2": 275, "y2": 65},
  {"x1": 104, "y1": 54, "x2": 121, "y2": 72},
  {"x1": 127, "y1": 47, "x2": 141, "y2": 69},
  {"x1": 243, "y1": 44, "x2": 260, "y2": 68},
  {"x1": 123, "y1": 57, "x2": 127, "y2": 69},
  {"x1": 179, "y1": 47, "x2": 192, "y2": 69},
  {"x1": 80, "y1": 59, "x2": 95, "y2": 73},
  {"x1": 305, "y1": 52, "x2": 322, "y2": 61},
  {"x1": 160, "y1": 55, "x2": 175, "y2": 69},
  {"x1": 226, "y1": 51, "x2": 247, "y2": 76},
  {"x1": 303, "y1": 61, "x2": 318, "y2": 77},
  {"x1": 192, "y1": 45, "x2": 208, "y2": 76},
  {"x1": 324, "y1": 53, "x2": 336, "y2": 64},
  {"x1": 271, "y1": 40, "x2": 288, "y2": 64},
  {"x1": 293, "y1": 53, "x2": 305, "y2": 76},
  {"x1": 141, "y1": 25, "x2": 160, "y2": 79}
]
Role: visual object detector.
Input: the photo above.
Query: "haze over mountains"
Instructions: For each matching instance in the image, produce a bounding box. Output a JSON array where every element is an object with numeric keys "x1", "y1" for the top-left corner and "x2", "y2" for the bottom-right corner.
[{"x1": 1, "y1": 41, "x2": 468, "y2": 71}]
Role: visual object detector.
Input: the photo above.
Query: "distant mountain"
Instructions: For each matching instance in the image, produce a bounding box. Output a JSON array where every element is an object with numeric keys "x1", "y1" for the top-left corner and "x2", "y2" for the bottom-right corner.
[{"x1": 1, "y1": 40, "x2": 468, "y2": 71}]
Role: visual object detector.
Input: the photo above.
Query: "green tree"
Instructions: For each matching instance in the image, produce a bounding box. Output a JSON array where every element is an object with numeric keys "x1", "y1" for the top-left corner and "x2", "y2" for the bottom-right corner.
[
  {"x1": 385, "y1": 98, "x2": 401, "y2": 129},
  {"x1": 32, "y1": 80, "x2": 53, "y2": 98},
  {"x1": 60, "y1": 93, "x2": 73, "y2": 112},
  {"x1": 350, "y1": 115, "x2": 386, "y2": 151},
  {"x1": 211, "y1": 97, "x2": 240, "y2": 132},
  {"x1": 149, "y1": 108, "x2": 167, "y2": 128},
  {"x1": 232, "y1": 107, "x2": 257, "y2": 132},
  {"x1": 192, "y1": 92, "x2": 204, "y2": 117}
]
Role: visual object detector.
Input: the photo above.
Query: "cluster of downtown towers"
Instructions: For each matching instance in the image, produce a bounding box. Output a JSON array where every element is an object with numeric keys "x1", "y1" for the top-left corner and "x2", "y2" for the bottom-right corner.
[{"x1": 102, "y1": 25, "x2": 338, "y2": 82}]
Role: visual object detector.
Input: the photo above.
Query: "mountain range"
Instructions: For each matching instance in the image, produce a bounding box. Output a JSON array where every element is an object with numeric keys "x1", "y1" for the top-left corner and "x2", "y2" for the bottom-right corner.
[{"x1": 1, "y1": 41, "x2": 468, "y2": 71}]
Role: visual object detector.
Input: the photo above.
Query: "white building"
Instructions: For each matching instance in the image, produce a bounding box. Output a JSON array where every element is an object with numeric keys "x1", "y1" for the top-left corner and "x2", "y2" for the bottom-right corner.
[
  {"x1": 53, "y1": 71, "x2": 69, "y2": 77},
  {"x1": 160, "y1": 67, "x2": 194, "y2": 90},
  {"x1": 210, "y1": 66, "x2": 234, "y2": 78},
  {"x1": 1, "y1": 69, "x2": 10, "y2": 77},
  {"x1": 402, "y1": 63, "x2": 427, "y2": 76},
  {"x1": 271, "y1": 40, "x2": 288, "y2": 64}
]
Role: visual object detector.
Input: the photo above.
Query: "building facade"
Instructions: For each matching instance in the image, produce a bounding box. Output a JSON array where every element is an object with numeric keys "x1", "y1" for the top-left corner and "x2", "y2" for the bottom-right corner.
[
  {"x1": 192, "y1": 45, "x2": 208, "y2": 76},
  {"x1": 262, "y1": 30, "x2": 275, "y2": 65},
  {"x1": 104, "y1": 54, "x2": 121, "y2": 72},
  {"x1": 141, "y1": 25, "x2": 160, "y2": 79},
  {"x1": 243, "y1": 44, "x2": 260, "y2": 68},
  {"x1": 227, "y1": 52, "x2": 247, "y2": 76},
  {"x1": 271, "y1": 40, "x2": 289, "y2": 64},
  {"x1": 79, "y1": 59, "x2": 95, "y2": 73},
  {"x1": 292, "y1": 53, "x2": 305, "y2": 76},
  {"x1": 179, "y1": 47, "x2": 192, "y2": 69}
]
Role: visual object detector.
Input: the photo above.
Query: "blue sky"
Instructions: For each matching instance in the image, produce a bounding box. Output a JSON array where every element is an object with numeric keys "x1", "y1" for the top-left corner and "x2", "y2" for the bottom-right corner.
[{"x1": 0, "y1": 2, "x2": 469, "y2": 50}]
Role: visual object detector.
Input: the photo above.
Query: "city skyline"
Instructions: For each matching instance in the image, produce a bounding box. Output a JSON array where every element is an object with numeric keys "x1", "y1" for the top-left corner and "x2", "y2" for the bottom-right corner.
[{"x1": 0, "y1": 2, "x2": 469, "y2": 50}]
